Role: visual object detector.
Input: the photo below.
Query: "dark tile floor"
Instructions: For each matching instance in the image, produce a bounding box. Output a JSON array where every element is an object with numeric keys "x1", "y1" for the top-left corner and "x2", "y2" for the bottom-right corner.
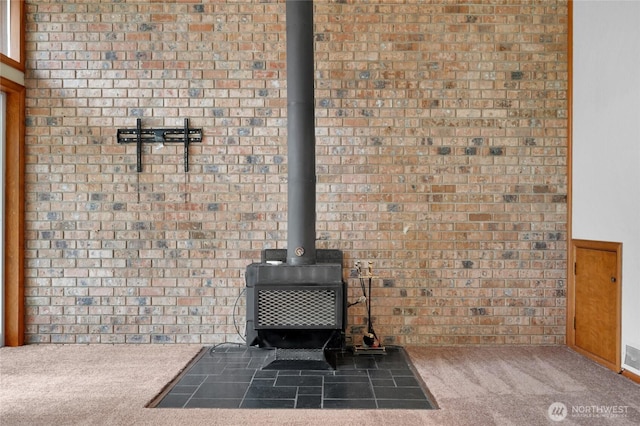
[{"x1": 154, "y1": 345, "x2": 436, "y2": 410}]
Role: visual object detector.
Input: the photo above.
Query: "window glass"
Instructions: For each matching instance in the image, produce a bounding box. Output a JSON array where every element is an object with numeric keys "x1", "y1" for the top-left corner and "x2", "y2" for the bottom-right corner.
[
  {"x1": 0, "y1": 1, "x2": 9, "y2": 57},
  {"x1": 0, "y1": 0, "x2": 20, "y2": 63}
]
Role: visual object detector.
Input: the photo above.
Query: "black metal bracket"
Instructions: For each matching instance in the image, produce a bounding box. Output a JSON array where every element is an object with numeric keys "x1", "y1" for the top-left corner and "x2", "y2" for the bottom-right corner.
[{"x1": 117, "y1": 118, "x2": 202, "y2": 172}]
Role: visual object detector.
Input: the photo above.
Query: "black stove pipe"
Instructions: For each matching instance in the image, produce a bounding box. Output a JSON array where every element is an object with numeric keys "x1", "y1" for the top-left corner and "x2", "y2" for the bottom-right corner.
[{"x1": 286, "y1": 0, "x2": 316, "y2": 266}]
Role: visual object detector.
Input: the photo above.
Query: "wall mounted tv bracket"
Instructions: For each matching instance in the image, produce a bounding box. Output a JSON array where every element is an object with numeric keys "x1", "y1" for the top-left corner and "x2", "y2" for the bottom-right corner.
[{"x1": 117, "y1": 118, "x2": 202, "y2": 172}]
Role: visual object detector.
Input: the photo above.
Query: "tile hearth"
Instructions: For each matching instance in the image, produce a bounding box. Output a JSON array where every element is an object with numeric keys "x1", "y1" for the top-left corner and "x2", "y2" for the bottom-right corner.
[{"x1": 153, "y1": 345, "x2": 436, "y2": 410}]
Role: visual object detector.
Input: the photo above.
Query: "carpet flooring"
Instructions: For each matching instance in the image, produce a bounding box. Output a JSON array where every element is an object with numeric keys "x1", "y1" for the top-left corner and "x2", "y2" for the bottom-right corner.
[
  {"x1": 1, "y1": 344, "x2": 639, "y2": 425},
  {"x1": 153, "y1": 345, "x2": 435, "y2": 409}
]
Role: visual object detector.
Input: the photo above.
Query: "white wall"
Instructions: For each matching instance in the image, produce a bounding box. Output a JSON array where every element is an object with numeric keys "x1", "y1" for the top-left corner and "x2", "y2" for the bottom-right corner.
[{"x1": 573, "y1": 0, "x2": 640, "y2": 375}]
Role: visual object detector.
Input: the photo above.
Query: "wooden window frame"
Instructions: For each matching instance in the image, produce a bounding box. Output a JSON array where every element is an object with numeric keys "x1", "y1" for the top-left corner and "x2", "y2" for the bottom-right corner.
[
  {"x1": 1, "y1": 0, "x2": 26, "y2": 346},
  {"x1": 0, "y1": 0, "x2": 25, "y2": 71}
]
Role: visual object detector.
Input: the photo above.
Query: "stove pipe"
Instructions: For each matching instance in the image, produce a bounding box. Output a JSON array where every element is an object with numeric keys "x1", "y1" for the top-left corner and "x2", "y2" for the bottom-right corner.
[
  {"x1": 244, "y1": 0, "x2": 345, "y2": 354},
  {"x1": 286, "y1": 0, "x2": 316, "y2": 266}
]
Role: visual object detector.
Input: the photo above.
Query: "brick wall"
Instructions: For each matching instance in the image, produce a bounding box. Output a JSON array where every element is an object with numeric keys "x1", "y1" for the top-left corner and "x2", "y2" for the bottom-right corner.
[{"x1": 23, "y1": 0, "x2": 569, "y2": 345}]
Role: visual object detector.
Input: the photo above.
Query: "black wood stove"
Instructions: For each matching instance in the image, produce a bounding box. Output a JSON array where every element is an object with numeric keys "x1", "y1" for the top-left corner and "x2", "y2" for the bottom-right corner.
[{"x1": 245, "y1": 0, "x2": 346, "y2": 369}]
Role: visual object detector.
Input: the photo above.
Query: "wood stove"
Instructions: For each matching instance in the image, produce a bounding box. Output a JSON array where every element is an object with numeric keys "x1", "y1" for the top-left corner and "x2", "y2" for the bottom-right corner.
[
  {"x1": 245, "y1": 250, "x2": 346, "y2": 351},
  {"x1": 245, "y1": 0, "x2": 346, "y2": 367}
]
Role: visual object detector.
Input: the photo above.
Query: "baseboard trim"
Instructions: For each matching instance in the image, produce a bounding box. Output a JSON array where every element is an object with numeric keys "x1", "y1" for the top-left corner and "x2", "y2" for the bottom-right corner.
[{"x1": 621, "y1": 369, "x2": 640, "y2": 384}]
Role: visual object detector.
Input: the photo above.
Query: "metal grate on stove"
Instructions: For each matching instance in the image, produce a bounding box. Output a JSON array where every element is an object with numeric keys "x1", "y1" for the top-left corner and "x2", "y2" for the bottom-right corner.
[{"x1": 257, "y1": 289, "x2": 337, "y2": 328}]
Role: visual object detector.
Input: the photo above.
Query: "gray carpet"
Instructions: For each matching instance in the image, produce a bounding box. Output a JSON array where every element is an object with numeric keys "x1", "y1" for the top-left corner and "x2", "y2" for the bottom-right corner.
[{"x1": 1, "y1": 344, "x2": 639, "y2": 425}]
